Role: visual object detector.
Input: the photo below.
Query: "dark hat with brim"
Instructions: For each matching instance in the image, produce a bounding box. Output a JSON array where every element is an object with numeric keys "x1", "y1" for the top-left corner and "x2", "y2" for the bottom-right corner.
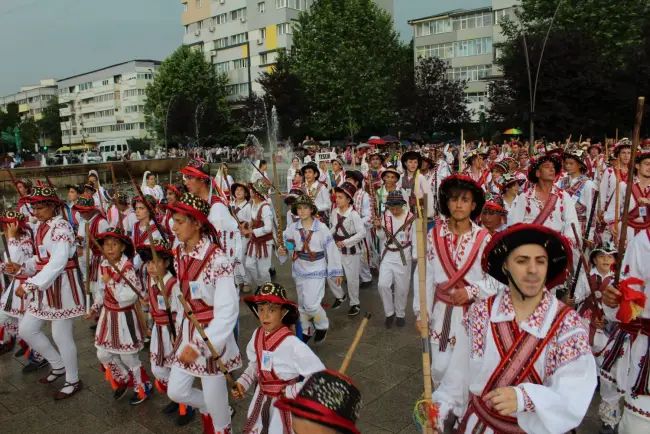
[
  {"x1": 380, "y1": 167, "x2": 401, "y2": 182},
  {"x1": 589, "y1": 243, "x2": 617, "y2": 266},
  {"x1": 491, "y1": 161, "x2": 509, "y2": 175},
  {"x1": 481, "y1": 223, "x2": 572, "y2": 288},
  {"x1": 439, "y1": 175, "x2": 485, "y2": 221},
  {"x1": 527, "y1": 154, "x2": 563, "y2": 183},
  {"x1": 334, "y1": 182, "x2": 357, "y2": 202},
  {"x1": 300, "y1": 163, "x2": 320, "y2": 179},
  {"x1": 345, "y1": 170, "x2": 364, "y2": 187},
  {"x1": 291, "y1": 194, "x2": 318, "y2": 216},
  {"x1": 136, "y1": 238, "x2": 174, "y2": 263},
  {"x1": 274, "y1": 369, "x2": 361, "y2": 434},
  {"x1": 562, "y1": 152, "x2": 587, "y2": 172},
  {"x1": 96, "y1": 227, "x2": 135, "y2": 259},
  {"x1": 66, "y1": 184, "x2": 84, "y2": 194},
  {"x1": 635, "y1": 151, "x2": 650, "y2": 164},
  {"x1": 230, "y1": 182, "x2": 250, "y2": 201},
  {"x1": 27, "y1": 186, "x2": 64, "y2": 206},
  {"x1": 385, "y1": 190, "x2": 406, "y2": 207},
  {"x1": 400, "y1": 150, "x2": 422, "y2": 170},
  {"x1": 72, "y1": 194, "x2": 97, "y2": 212},
  {"x1": 242, "y1": 282, "x2": 299, "y2": 325}
]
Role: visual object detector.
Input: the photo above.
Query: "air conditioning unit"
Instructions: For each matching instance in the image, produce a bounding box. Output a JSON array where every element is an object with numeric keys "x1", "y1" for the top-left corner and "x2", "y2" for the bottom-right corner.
[
  {"x1": 194, "y1": 29, "x2": 201, "y2": 36},
  {"x1": 257, "y1": 39, "x2": 263, "y2": 45},
  {"x1": 210, "y1": 49, "x2": 217, "y2": 56},
  {"x1": 209, "y1": 26, "x2": 215, "y2": 32},
  {"x1": 240, "y1": 17, "x2": 246, "y2": 23},
  {"x1": 219, "y1": 0, "x2": 225, "y2": 4}
]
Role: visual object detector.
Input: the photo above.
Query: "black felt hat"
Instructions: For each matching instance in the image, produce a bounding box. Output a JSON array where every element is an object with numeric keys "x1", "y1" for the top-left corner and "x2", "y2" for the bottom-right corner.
[
  {"x1": 400, "y1": 150, "x2": 422, "y2": 170},
  {"x1": 345, "y1": 170, "x2": 364, "y2": 187},
  {"x1": 242, "y1": 282, "x2": 299, "y2": 325},
  {"x1": 527, "y1": 153, "x2": 563, "y2": 183},
  {"x1": 96, "y1": 227, "x2": 135, "y2": 259}
]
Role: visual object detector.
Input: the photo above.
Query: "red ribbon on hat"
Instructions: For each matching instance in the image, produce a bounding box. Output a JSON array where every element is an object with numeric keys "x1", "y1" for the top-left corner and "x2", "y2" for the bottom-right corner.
[{"x1": 615, "y1": 277, "x2": 647, "y2": 323}]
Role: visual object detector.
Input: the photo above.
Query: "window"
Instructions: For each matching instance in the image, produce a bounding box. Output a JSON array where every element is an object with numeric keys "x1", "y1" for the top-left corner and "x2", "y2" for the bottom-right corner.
[
  {"x1": 258, "y1": 2, "x2": 265, "y2": 14},
  {"x1": 184, "y1": 3, "x2": 188, "y2": 12},
  {"x1": 453, "y1": 37, "x2": 492, "y2": 57},
  {"x1": 226, "y1": 83, "x2": 249, "y2": 95},
  {"x1": 197, "y1": 20, "x2": 203, "y2": 30},
  {"x1": 231, "y1": 8, "x2": 246, "y2": 21},
  {"x1": 260, "y1": 53, "x2": 268, "y2": 65},
  {"x1": 464, "y1": 92, "x2": 488, "y2": 103},
  {"x1": 416, "y1": 42, "x2": 454, "y2": 60},
  {"x1": 79, "y1": 81, "x2": 93, "y2": 91},
  {"x1": 453, "y1": 12, "x2": 492, "y2": 31},
  {"x1": 288, "y1": 0, "x2": 302, "y2": 10},
  {"x1": 494, "y1": 9, "x2": 510, "y2": 24},
  {"x1": 216, "y1": 13, "x2": 227, "y2": 24},
  {"x1": 276, "y1": 0, "x2": 287, "y2": 8},
  {"x1": 196, "y1": 0, "x2": 202, "y2": 8},
  {"x1": 215, "y1": 61, "x2": 230, "y2": 73},
  {"x1": 233, "y1": 58, "x2": 249, "y2": 69},
  {"x1": 102, "y1": 79, "x2": 109, "y2": 86},
  {"x1": 137, "y1": 73, "x2": 153, "y2": 80},
  {"x1": 259, "y1": 28, "x2": 266, "y2": 39},
  {"x1": 415, "y1": 20, "x2": 451, "y2": 37},
  {"x1": 447, "y1": 65, "x2": 491, "y2": 82},
  {"x1": 124, "y1": 105, "x2": 145, "y2": 114},
  {"x1": 215, "y1": 37, "x2": 228, "y2": 48},
  {"x1": 231, "y1": 32, "x2": 248, "y2": 45},
  {"x1": 184, "y1": 25, "x2": 189, "y2": 34},
  {"x1": 277, "y1": 22, "x2": 292, "y2": 35},
  {"x1": 123, "y1": 89, "x2": 147, "y2": 98}
]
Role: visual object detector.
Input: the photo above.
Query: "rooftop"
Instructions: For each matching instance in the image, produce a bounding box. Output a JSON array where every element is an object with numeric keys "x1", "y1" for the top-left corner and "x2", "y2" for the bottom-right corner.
[
  {"x1": 58, "y1": 59, "x2": 162, "y2": 82},
  {"x1": 408, "y1": 6, "x2": 492, "y2": 25}
]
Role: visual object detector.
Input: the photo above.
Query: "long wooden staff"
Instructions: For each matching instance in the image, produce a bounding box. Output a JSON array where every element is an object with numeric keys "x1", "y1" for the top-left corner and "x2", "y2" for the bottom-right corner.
[
  {"x1": 110, "y1": 163, "x2": 124, "y2": 229},
  {"x1": 84, "y1": 221, "x2": 92, "y2": 314},
  {"x1": 271, "y1": 152, "x2": 283, "y2": 243},
  {"x1": 95, "y1": 172, "x2": 106, "y2": 216},
  {"x1": 5, "y1": 169, "x2": 21, "y2": 196},
  {"x1": 177, "y1": 294, "x2": 235, "y2": 387},
  {"x1": 146, "y1": 224, "x2": 177, "y2": 341},
  {"x1": 339, "y1": 313, "x2": 371, "y2": 374},
  {"x1": 614, "y1": 162, "x2": 620, "y2": 241},
  {"x1": 415, "y1": 195, "x2": 432, "y2": 434},
  {"x1": 123, "y1": 163, "x2": 169, "y2": 243},
  {"x1": 615, "y1": 96, "x2": 645, "y2": 285},
  {"x1": 249, "y1": 161, "x2": 277, "y2": 190}
]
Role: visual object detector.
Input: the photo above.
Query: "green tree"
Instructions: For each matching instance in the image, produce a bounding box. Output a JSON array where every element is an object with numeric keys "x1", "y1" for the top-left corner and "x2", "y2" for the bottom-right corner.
[
  {"x1": 145, "y1": 46, "x2": 233, "y2": 147},
  {"x1": 0, "y1": 102, "x2": 21, "y2": 133},
  {"x1": 38, "y1": 98, "x2": 65, "y2": 147},
  {"x1": 19, "y1": 117, "x2": 40, "y2": 150},
  {"x1": 291, "y1": 0, "x2": 402, "y2": 136}
]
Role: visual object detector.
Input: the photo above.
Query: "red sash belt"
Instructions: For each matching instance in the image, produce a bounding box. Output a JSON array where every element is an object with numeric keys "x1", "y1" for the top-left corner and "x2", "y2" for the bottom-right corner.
[
  {"x1": 103, "y1": 300, "x2": 136, "y2": 313},
  {"x1": 193, "y1": 307, "x2": 214, "y2": 324},
  {"x1": 36, "y1": 259, "x2": 76, "y2": 273},
  {"x1": 152, "y1": 311, "x2": 175, "y2": 326},
  {"x1": 532, "y1": 194, "x2": 558, "y2": 226}
]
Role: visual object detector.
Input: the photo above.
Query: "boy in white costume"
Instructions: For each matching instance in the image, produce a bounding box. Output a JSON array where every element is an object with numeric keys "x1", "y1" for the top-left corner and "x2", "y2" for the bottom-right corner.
[
  {"x1": 278, "y1": 194, "x2": 343, "y2": 344},
  {"x1": 300, "y1": 162, "x2": 332, "y2": 221},
  {"x1": 234, "y1": 282, "x2": 325, "y2": 433},
  {"x1": 345, "y1": 170, "x2": 374, "y2": 286},
  {"x1": 414, "y1": 175, "x2": 496, "y2": 388},
  {"x1": 89, "y1": 227, "x2": 151, "y2": 405},
  {"x1": 164, "y1": 193, "x2": 242, "y2": 434},
  {"x1": 242, "y1": 179, "x2": 275, "y2": 290},
  {"x1": 329, "y1": 182, "x2": 366, "y2": 316},
  {"x1": 432, "y1": 223, "x2": 597, "y2": 433},
  {"x1": 601, "y1": 229, "x2": 650, "y2": 433},
  {"x1": 14, "y1": 186, "x2": 85, "y2": 399},
  {"x1": 375, "y1": 190, "x2": 415, "y2": 328},
  {"x1": 230, "y1": 182, "x2": 252, "y2": 290}
]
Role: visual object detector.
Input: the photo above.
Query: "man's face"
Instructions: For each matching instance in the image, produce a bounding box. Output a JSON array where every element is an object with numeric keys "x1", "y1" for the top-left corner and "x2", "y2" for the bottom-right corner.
[
  {"x1": 183, "y1": 176, "x2": 202, "y2": 195},
  {"x1": 512, "y1": 144, "x2": 520, "y2": 154},
  {"x1": 489, "y1": 149, "x2": 497, "y2": 158},
  {"x1": 481, "y1": 210, "x2": 503, "y2": 231},
  {"x1": 32, "y1": 203, "x2": 56, "y2": 222},
  {"x1": 406, "y1": 158, "x2": 419, "y2": 173},
  {"x1": 637, "y1": 159, "x2": 650, "y2": 178},
  {"x1": 564, "y1": 158, "x2": 579, "y2": 175},
  {"x1": 383, "y1": 173, "x2": 397, "y2": 188},
  {"x1": 536, "y1": 161, "x2": 556, "y2": 181},
  {"x1": 519, "y1": 154, "x2": 528, "y2": 165},
  {"x1": 447, "y1": 191, "x2": 475, "y2": 221},
  {"x1": 505, "y1": 244, "x2": 548, "y2": 297},
  {"x1": 620, "y1": 148, "x2": 632, "y2": 165},
  {"x1": 370, "y1": 156, "x2": 381, "y2": 168},
  {"x1": 68, "y1": 188, "x2": 79, "y2": 202},
  {"x1": 172, "y1": 213, "x2": 201, "y2": 243},
  {"x1": 589, "y1": 148, "x2": 599, "y2": 157},
  {"x1": 304, "y1": 168, "x2": 316, "y2": 182}
]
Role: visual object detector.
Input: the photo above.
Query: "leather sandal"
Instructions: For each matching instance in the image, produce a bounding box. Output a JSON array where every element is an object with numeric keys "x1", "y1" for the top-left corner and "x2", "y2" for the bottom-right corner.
[
  {"x1": 39, "y1": 369, "x2": 66, "y2": 384},
  {"x1": 54, "y1": 380, "x2": 83, "y2": 400}
]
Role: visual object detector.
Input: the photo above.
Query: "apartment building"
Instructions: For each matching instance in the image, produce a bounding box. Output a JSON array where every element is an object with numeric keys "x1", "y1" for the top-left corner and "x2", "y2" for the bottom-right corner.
[
  {"x1": 0, "y1": 79, "x2": 58, "y2": 121},
  {"x1": 181, "y1": 0, "x2": 394, "y2": 100},
  {"x1": 57, "y1": 60, "x2": 161, "y2": 146},
  {"x1": 408, "y1": 1, "x2": 519, "y2": 119}
]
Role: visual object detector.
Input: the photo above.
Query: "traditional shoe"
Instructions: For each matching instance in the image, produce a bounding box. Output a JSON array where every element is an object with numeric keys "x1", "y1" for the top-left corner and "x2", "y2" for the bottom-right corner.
[
  {"x1": 23, "y1": 359, "x2": 49, "y2": 374},
  {"x1": 385, "y1": 313, "x2": 396, "y2": 329},
  {"x1": 348, "y1": 305, "x2": 361, "y2": 316},
  {"x1": 162, "y1": 401, "x2": 179, "y2": 414},
  {"x1": 129, "y1": 391, "x2": 149, "y2": 405},
  {"x1": 54, "y1": 380, "x2": 83, "y2": 400},
  {"x1": 301, "y1": 334, "x2": 312, "y2": 344},
  {"x1": 39, "y1": 368, "x2": 65, "y2": 384},
  {"x1": 314, "y1": 329, "x2": 327, "y2": 345},
  {"x1": 175, "y1": 406, "x2": 195, "y2": 426},
  {"x1": 598, "y1": 423, "x2": 617, "y2": 434},
  {"x1": 0, "y1": 343, "x2": 14, "y2": 356},
  {"x1": 113, "y1": 387, "x2": 128, "y2": 401},
  {"x1": 396, "y1": 317, "x2": 406, "y2": 327},
  {"x1": 332, "y1": 295, "x2": 347, "y2": 310},
  {"x1": 14, "y1": 345, "x2": 28, "y2": 358},
  {"x1": 269, "y1": 266, "x2": 276, "y2": 277}
]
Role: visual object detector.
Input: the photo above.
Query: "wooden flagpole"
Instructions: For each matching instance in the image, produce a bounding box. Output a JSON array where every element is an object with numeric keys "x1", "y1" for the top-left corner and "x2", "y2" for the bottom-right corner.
[
  {"x1": 416, "y1": 196, "x2": 432, "y2": 434},
  {"x1": 339, "y1": 313, "x2": 371, "y2": 375}
]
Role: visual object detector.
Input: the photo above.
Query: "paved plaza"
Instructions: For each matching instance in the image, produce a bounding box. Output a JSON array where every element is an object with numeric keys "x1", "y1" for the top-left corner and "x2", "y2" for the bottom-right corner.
[{"x1": 0, "y1": 261, "x2": 603, "y2": 433}]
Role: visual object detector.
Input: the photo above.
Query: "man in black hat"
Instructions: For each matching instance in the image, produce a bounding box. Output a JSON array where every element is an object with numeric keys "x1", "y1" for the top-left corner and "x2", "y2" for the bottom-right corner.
[
  {"x1": 432, "y1": 224, "x2": 597, "y2": 433},
  {"x1": 414, "y1": 175, "x2": 494, "y2": 389},
  {"x1": 604, "y1": 151, "x2": 650, "y2": 244},
  {"x1": 557, "y1": 149, "x2": 596, "y2": 238}
]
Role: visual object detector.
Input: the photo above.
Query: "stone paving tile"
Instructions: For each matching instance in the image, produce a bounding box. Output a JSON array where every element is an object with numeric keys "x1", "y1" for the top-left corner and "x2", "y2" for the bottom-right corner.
[{"x1": 0, "y1": 261, "x2": 602, "y2": 433}]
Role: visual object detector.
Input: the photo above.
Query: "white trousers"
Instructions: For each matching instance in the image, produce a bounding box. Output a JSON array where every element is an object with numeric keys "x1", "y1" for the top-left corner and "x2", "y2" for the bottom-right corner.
[
  {"x1": 377, "y1": 258, "x2": 411, "y2": 318},
  {"x1": 296, "y1": 276, "x2": 329, "y2": 336},
  {"x1": 244, "y1": 250, "x2": 272, "y2": 288},
  {"x1": 359, "y1": 236, "x2": 373, "y2": 283},
  {"x1": 167, "y1": 367, "x2": 230, "y2": 431},
  {"x1": 19, "y1": 314, "x2": 79, "y2": 384},
  {"x1": 327, "y1": 254, "x2": 361, "y2": 306},
  {"x1": 0, "y1": 311, "x2": 19, "y2": 343},
  {"x1": 619, "y1": 396, "x2": 650, "y2": 433},
  {"x1": 97, "y1": 348, "x2": 144, "y2": 389},
  {"x1": 151, "y1": 363, "x2": 171, "y2": 385}
]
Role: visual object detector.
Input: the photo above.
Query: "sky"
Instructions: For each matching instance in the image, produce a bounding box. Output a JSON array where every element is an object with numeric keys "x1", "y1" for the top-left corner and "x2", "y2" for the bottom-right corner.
[{"x1": 0, "y1": 0, "x2": 487, "y2": 96}]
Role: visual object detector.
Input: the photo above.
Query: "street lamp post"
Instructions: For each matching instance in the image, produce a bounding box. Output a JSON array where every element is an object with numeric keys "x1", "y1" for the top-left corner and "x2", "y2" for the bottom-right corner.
[{"x1": 520, "y1": 0, "x2": 566, "y2": 155}]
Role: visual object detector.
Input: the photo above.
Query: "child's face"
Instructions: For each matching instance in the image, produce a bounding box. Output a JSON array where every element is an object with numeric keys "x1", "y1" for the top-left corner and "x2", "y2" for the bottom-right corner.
[
  {"x1": 135, "y1": 202, "x2": 149, "y2": 222},
  {"x1": 594, "y1": 254, "x2": 615, "y2": 273},
  {"x1": 145, "y1": 257, "x2": 168, "y2": 278},
  {"x1": 296, "y1": 204, "x2": 312, "y2": 220},
  {"x1": 335, "y1": 192, "x2": 350, "y2": 209},
  {"x1": 103, "y1": 238, "x2": 125, "y2": 262},
  {"x1": 256, "y1": 302, "x2": 287, "y2": 333},
  {"x1": 383, "y1": 173, "x2": 397, "y2": 187},
  {"x1": 387, "y1": 204, "x2": 404, "y2": 216}
]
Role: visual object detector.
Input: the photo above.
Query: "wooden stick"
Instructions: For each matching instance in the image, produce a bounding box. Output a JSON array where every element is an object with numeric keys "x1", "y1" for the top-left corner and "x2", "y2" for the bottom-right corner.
[
  {"x1": 415, "y1": 195, "x2": 432, "y2": 434},
  {"x1": 177, "y1": 294, "x2": 235, "y2": 387},
  {"x1": 271, "y1": 152, "x2": 283, "y2": 243},
  {"x1": 614, "y1": 163, "x2": 620, "y2": 242},
  {"x1": 146, "y1": 224, "x2": 176, "y2": 341},
  {"x1": 84, "y1": 221, "x2": 91, "y2": 314},
  {"x1": 616, "y1": 128, "x2": 619, "y2": 143},
  {"x1": 339, "y1": 313, "x2": 371, "y2": 375},
  {"x1": 615, "y1": 96, "x2": 645, "y2": 285}
]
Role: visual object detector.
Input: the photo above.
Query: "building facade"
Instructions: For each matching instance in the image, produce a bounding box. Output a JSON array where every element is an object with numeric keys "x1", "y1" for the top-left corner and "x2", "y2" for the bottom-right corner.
[
  {"x1": 57, "y1": 60, "x2": 161, "y2": 146},
  {"x1": 180, "y1": 0, "x2": 394, "y2": 100},
  {"x1": 408, "y1": 1, "x2": 519, "y2": 120},
  {"x1": 0, "y1": 79, "x2": 58, "y2": 121}
]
